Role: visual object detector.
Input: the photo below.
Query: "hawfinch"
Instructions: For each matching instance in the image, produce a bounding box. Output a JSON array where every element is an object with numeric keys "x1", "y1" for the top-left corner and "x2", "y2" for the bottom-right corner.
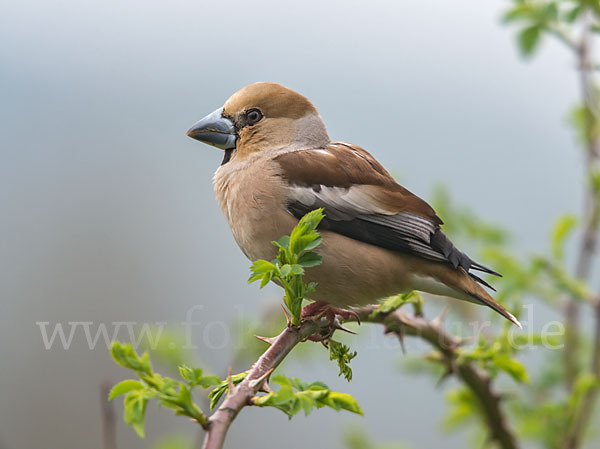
[{"x1": 187, "y1": 82, "x2": 520, "y2": 327}]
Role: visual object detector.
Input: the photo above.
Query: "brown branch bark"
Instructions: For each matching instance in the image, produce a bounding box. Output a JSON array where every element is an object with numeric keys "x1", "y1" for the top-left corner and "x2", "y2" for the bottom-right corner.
[
  {"x1": 352, "y1": 305, "x2": 519, "y2": 449},
  {"x1": 565, "y1": 299, "x2": 600, "y2": 449},
  {"x1": 201, "y1": 319, "x2": 322, "y2": 449},
  {"x1": 563, "y1": 10, "x2": 600, "y2": 449},
  {"x1": 100, "y1": 380, "x2": 117, "y2": 449},
  {"x1": 565, "y1": 10, "x2": 600, "y2": 390}
]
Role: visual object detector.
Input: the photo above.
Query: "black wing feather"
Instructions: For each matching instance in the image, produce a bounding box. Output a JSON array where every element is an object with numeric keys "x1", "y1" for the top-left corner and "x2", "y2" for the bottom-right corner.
[{"x1": 287, "y1": 200, "x2": 501, "y2": 279}]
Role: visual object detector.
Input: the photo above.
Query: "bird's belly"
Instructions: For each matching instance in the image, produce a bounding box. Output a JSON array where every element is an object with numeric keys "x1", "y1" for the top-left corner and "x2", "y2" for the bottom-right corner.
[{"x1": 300, "y1": 230, "x2": 418, "y2": 307}]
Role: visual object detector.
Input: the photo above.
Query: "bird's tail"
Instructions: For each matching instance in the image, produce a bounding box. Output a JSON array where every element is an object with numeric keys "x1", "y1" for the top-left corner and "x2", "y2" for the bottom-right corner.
[{"x1": 426, "y1": 264, "x2": 521, "y2": 328}]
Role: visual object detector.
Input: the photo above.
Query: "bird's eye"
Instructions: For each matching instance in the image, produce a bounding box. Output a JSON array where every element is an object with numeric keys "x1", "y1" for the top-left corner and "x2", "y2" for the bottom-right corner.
[{"x1": 246, "y1": 108, "x2": 263, "y2": 125}]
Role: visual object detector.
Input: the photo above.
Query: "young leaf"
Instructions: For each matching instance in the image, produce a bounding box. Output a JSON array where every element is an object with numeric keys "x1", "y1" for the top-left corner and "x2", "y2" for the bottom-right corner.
[
  {"x1": 110, "y1": 341, "x2": 153, "y2": 376},
  {"x1": 369, "y1": 291, "x2": 422, "y2": 318},
  {"x1": 178, "y1": 365, "x2": 222, "y2": 389},
  {"x1": 493, "y1": 355, "x2": 530, "y2": 383},
  {"x1": 208, "y1": 371, "x2": 248, "y2": 410},
  {"x1": 551, "y1": 214, "x2": 577, "y2": 260},
  {"x1": 253, "y1": 374, "x2": 363, "y2": 418},
  {"x1": 289, "y1": 209, "x2": 325, "y2": 254},
  {"x1": 518, "y1": 26, "x2": 542, "y2": 56},
  {"x1": 329, "y1": 339, "x2": 357, "y2": 382},
  {"x1": 123, "y1": 390, "x2": 149, "y2": 438},
  {"x1": 109, "y1": 379, "x2": 144, "y2": 400},
  {"x1": 297, "y1": 251, "x2": 323, "y2": 267}
]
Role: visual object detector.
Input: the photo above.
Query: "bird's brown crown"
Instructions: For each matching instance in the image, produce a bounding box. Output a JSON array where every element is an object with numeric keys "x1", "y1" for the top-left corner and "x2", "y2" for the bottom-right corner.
[{"x1": 223, "y1": 82, "x2": 317, "y2": 120}]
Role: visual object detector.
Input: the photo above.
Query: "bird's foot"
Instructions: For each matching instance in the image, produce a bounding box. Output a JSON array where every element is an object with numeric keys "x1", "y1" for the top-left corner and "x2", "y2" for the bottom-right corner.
[{"x1": 301, "y1": 301, "x2": 360, "y2": 343}]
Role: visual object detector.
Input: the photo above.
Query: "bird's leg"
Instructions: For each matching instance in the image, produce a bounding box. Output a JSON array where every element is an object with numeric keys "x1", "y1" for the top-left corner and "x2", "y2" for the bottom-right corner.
[
  {"x1": 301, "y1": 301, "x2": 360, "y2": 342},
  {"x1": 301, "y1": 301, "x2": 360, "y2": 323}
]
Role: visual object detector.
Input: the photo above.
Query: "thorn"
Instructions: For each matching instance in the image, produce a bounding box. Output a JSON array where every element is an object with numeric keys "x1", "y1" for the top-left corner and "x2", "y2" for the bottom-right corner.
[
  {"x1": 383, "y1": 324, "x2": 405, "y2": 353},
  {"x1": 435, "y1": 367, "x2": 453, "y2": 387},
  {"x1": 454, "y1": 335, "x2": 477, "y2": 346},
  {"x1": 431, "y1": 305, "x2": 450, "y2": 329},
  {"x1": 313, "y1": 307, "x2": 330, "y2": 321},
  {"x1": 227, "y1": 366, "x2": 234, "y2": 397},
  {"x1": 248, "y1": 368, "x2": 274, "y2": 391},
  {"x1": 332, "y1": 317, "x2": 357, "y2": 335},
  {"x1": 254, "y1": 334, "x2": 276, "y2": 345},
  {"x1": 280, "y1": 304, "x2": 291, "y2": 326},
  {"x1": 321, "y1": 339, "x2": 329, "y2": 348},
  {"x1": 259, "y1": 382, "x2": 274, "y2": 394},
  {"x1": 396, "y1": 326, "x2": 406, "y2": 354}
]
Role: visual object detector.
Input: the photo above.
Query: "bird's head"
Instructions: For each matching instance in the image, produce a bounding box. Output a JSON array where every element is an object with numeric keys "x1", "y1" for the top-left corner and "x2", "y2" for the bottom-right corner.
[{"x1": 186, "y1": 82, "x2": 330, "y2": 164}]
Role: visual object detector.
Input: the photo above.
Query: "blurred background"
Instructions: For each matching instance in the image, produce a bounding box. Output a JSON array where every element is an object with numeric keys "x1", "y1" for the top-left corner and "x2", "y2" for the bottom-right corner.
[{"x1": 1, "y1": 0, "x2": 593, "y2": 448}]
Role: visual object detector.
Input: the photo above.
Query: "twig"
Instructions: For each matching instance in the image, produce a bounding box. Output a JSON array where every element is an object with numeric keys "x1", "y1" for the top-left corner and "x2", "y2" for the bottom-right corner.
[
  {"x1": 100, "y1": 380, "x2": 117, "y2": 449},
  {"x1": 201, "y1": 319, "x2": 321, "y2": 449},
  {"x1": 565, "y1": 9, "x2": 600, "y2": 390},
  {"x1": 352, "y1": 305, "x2": 519, "y2": 449},
  {"x1": 565, "y1": 299, "x2": 600, "y2": 449},
  {"x1": 563, "y1": 10, "x2": 600, "y2": 449}
]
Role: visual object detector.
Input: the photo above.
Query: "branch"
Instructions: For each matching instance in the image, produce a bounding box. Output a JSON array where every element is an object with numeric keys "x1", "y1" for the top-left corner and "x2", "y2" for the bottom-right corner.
[
  {"x1": 201, "y1": 319, "x2": 322, "y2": 449},
  {"x1": 565, "y1": 298, "x2": 600, "y2": 449},
  {"x1": 201, "y1": 302, "x2": 520, "y2": 449},
  {"x1": 100, "y1": 380, "x2": 117, "y2": 449},
  {"x1": 564, "y1": 10, "x2": 600, "y2": 449},
  {"x1": 352, "y1": 305, "x2": 519, "y2": 449}
]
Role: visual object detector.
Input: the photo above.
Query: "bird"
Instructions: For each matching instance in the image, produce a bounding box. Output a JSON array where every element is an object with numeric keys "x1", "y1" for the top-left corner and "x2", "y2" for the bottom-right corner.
[{"x1": 186, "y1": 82, "x2": 520, "y2": 327}]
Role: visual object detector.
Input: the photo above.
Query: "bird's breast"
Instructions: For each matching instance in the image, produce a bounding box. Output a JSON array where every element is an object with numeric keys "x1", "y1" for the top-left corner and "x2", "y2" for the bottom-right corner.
[{"x1": 213, "y1": 157, "x2": 296, "y2": 261}]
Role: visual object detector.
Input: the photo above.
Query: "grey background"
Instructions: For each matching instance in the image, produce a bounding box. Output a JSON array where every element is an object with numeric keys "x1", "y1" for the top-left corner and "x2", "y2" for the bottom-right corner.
[{"x1": 1, "y1": 0, "x2": 591, "y2": 448}]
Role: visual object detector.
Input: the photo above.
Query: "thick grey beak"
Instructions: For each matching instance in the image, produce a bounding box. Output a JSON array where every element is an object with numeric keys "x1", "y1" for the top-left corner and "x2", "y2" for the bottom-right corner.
[{"x1": 186, "y1": 107, "x2": 236, "y2": 150}]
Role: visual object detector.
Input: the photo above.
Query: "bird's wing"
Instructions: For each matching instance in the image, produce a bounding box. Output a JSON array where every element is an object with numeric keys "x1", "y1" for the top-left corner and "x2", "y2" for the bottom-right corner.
[{"x1": 274, "y1": 142, "x2": 500, "y2": 279}]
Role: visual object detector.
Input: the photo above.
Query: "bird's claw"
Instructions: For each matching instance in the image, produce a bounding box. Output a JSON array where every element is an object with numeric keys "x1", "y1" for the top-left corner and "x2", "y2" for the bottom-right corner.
[{"x1": 300, "y1": 301, "x2": 359, "y2": 342}]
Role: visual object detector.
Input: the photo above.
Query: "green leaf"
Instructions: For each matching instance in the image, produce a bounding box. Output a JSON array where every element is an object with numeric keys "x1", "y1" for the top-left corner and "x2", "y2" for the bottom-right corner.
[
  {"x1": 253, "y1": 374, "x2": 362, "y2": 418},
  {"x1": 288, "y1": 264, "x2": 305, "y2": 275},
  {"x1": 248, "y1": 259, "x2": 277, "y2": 286},
  {"x1": 565, "y1": 5, "x2": 582, "y2": 23},
  {"x1": 178, "y1": 365, "x2": 221, "y2": 389},
  {"x1": 208, "y1": 371, "x2": 248, "y2": 410},
  {"x1": 370, "y1": 291, "x2": 422, "y2": 318},
  {"x1": 493, "y1": 355, "x2": 529, "y2": 383},
  {"x1": 272, "y1": 235, "x2": 290, "y2": 249},
  {"x1": 196, "y1": 375, "x2": 222, "y2": 388},
  {"x1": 110, "y1": 341, "x2": 153, "y2": 376},
  {"x1": 329, "y1": 339, "x2": 357, "y2": 382},
  {"x1": 178, "y1": 365, "x2": 199, "y2": 382},
  {"x1": 280, "y1": 264, "x2": 292, "y2": 277},
  {"x1": 109, "y1": 380, "x2": 144, "y2": 400},
  {"x1": 589, "y1": 166, "x2": 600, "y2": 194},
  {"x1": 551, "y1": 214, "x2": 578, "y2": 260},
  {"x1": 518, "y1": 26, "x2": 542, "y2": 56},
  {"x1": 502, "y1": 4, "x2": 533, "y2": 23},
  {"x1": 324, "y1": 391, "x2": 363, "y2": 415},
  {"x1": 297, "y1": 251, "x2": 323, "y2": 267},
  {"x1": 289, "y1": 209, "x2": 325, "y2": 254},
  {"x1": 123, "y1": 390, "x2": 148, "y2": 438},
  {"x1": 248, "y1": 260, "x2": 276, "y2": 276},
  {"x1": 444, "y1": 388, "x2": 478, "y2": 430}
]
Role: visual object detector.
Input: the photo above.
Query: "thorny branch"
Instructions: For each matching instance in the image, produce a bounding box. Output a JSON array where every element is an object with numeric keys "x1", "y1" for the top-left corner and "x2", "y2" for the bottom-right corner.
[
  {"x1": 200, "y1": 305, "x2": 519, "y2": 449},
  {"x1": 201, "y1": 318, "x2": 323, "y2": 449},
  {"x1": 352, "y1": 305, "x2": 519, "y2": 449}
]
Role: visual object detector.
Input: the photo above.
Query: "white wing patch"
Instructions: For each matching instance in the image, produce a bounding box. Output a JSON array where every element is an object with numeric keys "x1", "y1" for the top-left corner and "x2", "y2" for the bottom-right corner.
[{"x1": 288, "y1": 184, "x2": 437, "y2": 244}]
